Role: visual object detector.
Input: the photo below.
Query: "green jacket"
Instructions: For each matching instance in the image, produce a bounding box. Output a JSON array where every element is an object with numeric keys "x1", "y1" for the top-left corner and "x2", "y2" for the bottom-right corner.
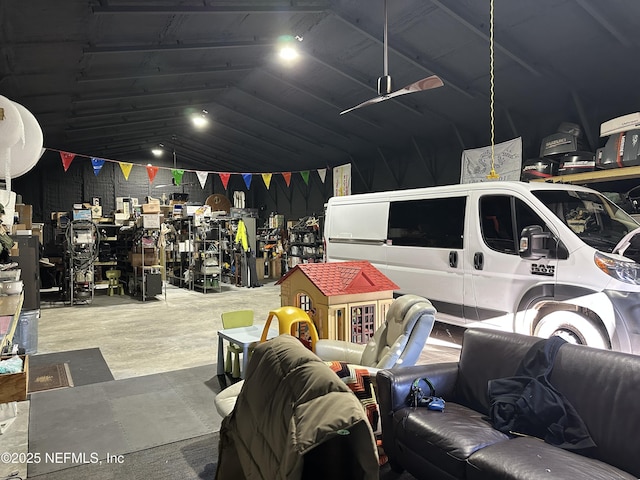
[{"x1": 215, "y1": 334, "x2": 379, "y2": 480}]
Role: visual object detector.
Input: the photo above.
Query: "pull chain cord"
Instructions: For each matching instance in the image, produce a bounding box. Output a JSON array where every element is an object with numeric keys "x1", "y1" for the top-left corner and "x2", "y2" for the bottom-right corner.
[{"x1": 487, "y1": 0, "x2": 499, "y2": 180}]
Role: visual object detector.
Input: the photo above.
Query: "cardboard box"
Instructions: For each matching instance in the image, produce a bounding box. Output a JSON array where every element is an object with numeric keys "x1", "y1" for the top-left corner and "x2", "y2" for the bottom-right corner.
[
  {"x1": 0, "y1": 355, "x2": 28, "y2": 403},
  {"x1": 601, "y1": 112, "x2": 640, "y2": 137},
  {"x1": 129, "y1": 250, "x2": 159, "y2": 266},
  {"x1": 10, "y1": 224, "x2": 26, "y2": 235},
  {"x1": 270, "y1": 258, "x2": 282, "y2": 279},
  {"x1": 15, "y1": 204, "x2": 32, "y2": 229},
  {"x1": 142, "y1": 203, "x2": 160, "y2": 214},
  {"x1": 142, "y1": 214, "x2": 160, "y2": 229}
]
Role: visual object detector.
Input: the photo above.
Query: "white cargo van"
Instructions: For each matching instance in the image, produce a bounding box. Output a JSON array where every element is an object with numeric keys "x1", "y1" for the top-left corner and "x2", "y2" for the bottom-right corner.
[{"x1": 324, "y1": 181, "x2": 640, "y2": 354}]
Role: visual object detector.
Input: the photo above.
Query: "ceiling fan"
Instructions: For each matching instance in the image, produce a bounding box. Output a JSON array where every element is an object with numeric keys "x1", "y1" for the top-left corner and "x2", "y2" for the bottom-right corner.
[{"x1": 339, "y1": 0, "x2": 444, "y2": 115}]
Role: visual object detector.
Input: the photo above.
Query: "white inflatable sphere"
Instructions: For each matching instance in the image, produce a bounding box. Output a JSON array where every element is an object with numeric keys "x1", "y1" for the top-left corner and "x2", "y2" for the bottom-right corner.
[
  {"x1": 6, "y1": 101, "x2": 44, "y2": 177},
  {"x1": 0, "y1": 96, "x2": 23, "y2": 148}
]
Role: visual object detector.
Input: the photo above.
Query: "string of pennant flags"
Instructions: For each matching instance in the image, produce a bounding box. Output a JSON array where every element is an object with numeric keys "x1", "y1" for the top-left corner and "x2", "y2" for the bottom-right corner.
[{"x1": 54, "y1": 148, "x2": 328, "y2": 190}]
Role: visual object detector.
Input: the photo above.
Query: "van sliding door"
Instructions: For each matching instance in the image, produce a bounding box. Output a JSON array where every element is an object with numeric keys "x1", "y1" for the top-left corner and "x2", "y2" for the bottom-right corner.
[
  {"x1": 325, "y1": 200, "x2": 389, "y2": 271},
  {"x1": 386, "y1": 196, "x2": 466, "y2": 324}
]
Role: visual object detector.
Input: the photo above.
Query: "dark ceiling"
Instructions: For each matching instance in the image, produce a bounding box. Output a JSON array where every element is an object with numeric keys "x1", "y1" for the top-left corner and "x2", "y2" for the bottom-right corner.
[{"x1": 2, "y1": 0, "x2": 640, "y2": 178}]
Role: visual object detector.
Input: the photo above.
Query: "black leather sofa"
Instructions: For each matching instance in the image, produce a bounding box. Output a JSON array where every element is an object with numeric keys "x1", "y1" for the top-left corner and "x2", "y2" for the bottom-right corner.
[{"x1": 377, "y1": 328, "x2": 640, "y2": 480}]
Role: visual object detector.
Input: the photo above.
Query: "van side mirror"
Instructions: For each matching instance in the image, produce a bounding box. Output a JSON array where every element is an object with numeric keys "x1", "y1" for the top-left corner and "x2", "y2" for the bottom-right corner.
[{"x1": 519, "y1": 225, "x2": 568, "y2": 260}]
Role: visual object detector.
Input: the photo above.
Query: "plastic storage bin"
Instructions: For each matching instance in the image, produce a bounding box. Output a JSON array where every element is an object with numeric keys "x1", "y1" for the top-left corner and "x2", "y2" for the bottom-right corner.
[{"x1": 13, "y1": 309, "x2": 39, "y2": 354}]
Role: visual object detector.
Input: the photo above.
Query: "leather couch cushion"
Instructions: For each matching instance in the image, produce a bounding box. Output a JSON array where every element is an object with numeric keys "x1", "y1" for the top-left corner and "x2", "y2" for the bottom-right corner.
[
  {"x1": 391, "y1": 402, "x2": 510, "y2": 478},
  {"x1": 548, "y1": 344, "x2": 640, "y2": 477},
  {"x1": 467, "y1": 436, "x2": 636, "y2": 480},
  {"x1": 456, "y1": 329, "x2": 540, "y2": 414}
]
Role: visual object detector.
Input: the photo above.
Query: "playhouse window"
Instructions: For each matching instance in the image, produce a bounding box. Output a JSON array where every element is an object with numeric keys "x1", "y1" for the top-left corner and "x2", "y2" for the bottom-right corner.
[
  {"x1": 298, "y1": 293, "x2": 312, "y2": 311},
  {"x1": 351, "y1": 304, "x2": 375, "y2": 344}
]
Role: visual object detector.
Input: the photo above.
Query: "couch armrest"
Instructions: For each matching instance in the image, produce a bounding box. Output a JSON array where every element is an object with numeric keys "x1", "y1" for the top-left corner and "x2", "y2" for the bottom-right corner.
[
  {"x1": 377, "y1": 362, "x2": 460, "y2": 414},
  {"x1": 315, "y1": 339, "x2": 366, "y2": 365}
]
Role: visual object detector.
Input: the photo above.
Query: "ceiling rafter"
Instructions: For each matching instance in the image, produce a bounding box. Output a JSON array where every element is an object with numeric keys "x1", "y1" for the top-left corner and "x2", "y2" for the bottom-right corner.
[
  {"x1": 66, "y1": 115, "x2": 187, "y2": 133},
  {"x1": 212, "y1": 100, "x2": 331, "y2": 152},
  {"x1": 91, "y1": 5, "x2": 329, "y2": 15},
  {"x1": 574, "y1": 0, "x2": 633, "y2": 47},
  {"x1": 76, "y1": 64, "x2": 256, "y2": 83},
  {"x1": 261, "y1": 68, "x2": 382, "y2": 129},
  {"x1": 429, "y1": 0, "x2": 541, "y2": 77},
  {"x1": 83, "y1": 40, "x2": 275, "y2": 55},
  {"x1": 69, "y1": 104, "x2": 205, "y2": 122},
  {"x1": 71, "y1": 85, "x2": 228, "y2": 105},
  {"x1": 198, "y1": 131, "x2": 294, "y2": 170},
  {"x1": 232, "y1": 85, "x2": 352, "y2": 141}
]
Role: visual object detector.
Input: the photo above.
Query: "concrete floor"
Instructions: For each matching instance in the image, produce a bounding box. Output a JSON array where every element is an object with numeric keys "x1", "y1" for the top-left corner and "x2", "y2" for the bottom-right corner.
[{"x1": 1, "y1": 281, "x2": 463, "y2": 478}]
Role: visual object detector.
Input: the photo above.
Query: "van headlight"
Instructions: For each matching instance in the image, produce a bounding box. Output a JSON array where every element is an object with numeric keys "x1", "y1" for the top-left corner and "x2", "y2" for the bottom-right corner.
[{"x1": 594, "y1": 251, "x2": 640, "y2": 285}]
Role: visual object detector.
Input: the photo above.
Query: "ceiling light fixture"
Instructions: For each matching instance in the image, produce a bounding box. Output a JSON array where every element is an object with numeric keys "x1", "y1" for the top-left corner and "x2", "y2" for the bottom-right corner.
[
  {"x1": 191, "y1": 109, "x2": 209, "y2": 129},
  {"x1": 151, "y1": 143, "x2": 164, "y2": 157},
  {"x1": 277, "y1": 35, "x2": 302, "y2": 63}
]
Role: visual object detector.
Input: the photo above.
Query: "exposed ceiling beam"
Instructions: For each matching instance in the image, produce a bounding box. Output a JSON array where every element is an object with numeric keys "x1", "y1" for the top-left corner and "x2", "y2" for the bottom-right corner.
[
  {"x1": 261, "y1": 68, "x2": 382, "y2": 130},
  {"x1": 199, "y1": 132, "x2": 293, "y2": 170},
  {"x1": 69, "y1": 104, "x2": 205, "y2": 122},
  {"x1": 92, "y1": 5, "x2": 328, "y2": 14},
  {"x1": 429, "y1": 0, "x2": 541, "y2": 77},
  {"x1": 574, "y1": 0, "x2": 633, "y2": 47},
  {"x1": 66, "y1": 115, "x2": 186, "y2": 133},
  {"x1": 83, "y1": 40, "x2": 274, "y2": 55},
  {"x1": 212, "y1": 117, "x2": 302, "y2": 156},
  {"x1": 213, "y1": 100, "x2": 329, "y2": 152},
  {"x1": 71, "y1": 86, "x2": 228, "y2": 104},
  {"x1": 233, "y1": 85, "x2": 352, "y2": 141},
  {"x1": 76, "y1": 64, "x2": 256, "y2": 83}
]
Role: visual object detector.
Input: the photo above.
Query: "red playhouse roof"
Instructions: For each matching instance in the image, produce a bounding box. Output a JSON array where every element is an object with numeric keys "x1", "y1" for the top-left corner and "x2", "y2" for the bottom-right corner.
[{"x1": 276, "y1": 261, "x2": 399, "y2": 297}]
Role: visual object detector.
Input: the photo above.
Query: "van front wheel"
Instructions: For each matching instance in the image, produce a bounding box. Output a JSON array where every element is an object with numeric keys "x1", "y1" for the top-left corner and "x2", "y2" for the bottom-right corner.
[{"x1": 534, "y1": 311, "x2": 608, "y2": 349}]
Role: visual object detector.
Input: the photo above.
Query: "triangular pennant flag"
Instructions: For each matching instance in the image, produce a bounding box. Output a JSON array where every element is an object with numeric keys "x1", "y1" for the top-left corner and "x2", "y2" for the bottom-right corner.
[
  {"x1": 171, "y1": 168, "x2": 185, "y2": 186},
  {"x1": 119, "y1": 162, "x2": 133, "y2": 180},
  {"x1": 261, "y1": 173, "x2": 272, "y2": 189},
  {"x1": 146, "y1": 165, "x2": 159, "y2": 183},
  {"x1": 60, "y1": 151, "x2": 75, "y2": 172},
  {"x1": 300, "y1": 171, "x2": 310, "y2": 185},
  {"x1": 242, "y1": 173, "x2": 252, "y2": 190},
  {"x1": 91, "y1": 157, "x2": 105, "y2": 177},
  {"x1": 317, "y1": 168, "x2": 327, "y2": 183},
  {"x1": 219, "y1": 173, "x2": 231, "y2": 190},
  {"x1": 196, "y1": 171, "x2": 208, "y2": 189},
  {"x1": 282, "y1": 172, "x2": 292, "y2": 187}
]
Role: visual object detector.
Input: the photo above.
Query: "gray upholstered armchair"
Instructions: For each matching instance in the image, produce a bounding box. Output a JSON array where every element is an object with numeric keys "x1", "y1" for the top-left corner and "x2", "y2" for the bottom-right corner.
[{"x1": 314, "y1": 294, "x2": 437, "y2": 373}]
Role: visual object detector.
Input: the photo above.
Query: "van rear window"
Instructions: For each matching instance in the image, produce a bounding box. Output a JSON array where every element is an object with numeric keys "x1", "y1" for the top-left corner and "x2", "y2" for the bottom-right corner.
[{"x1": 388, "y1": 197, "x2": 465, "y2": 248}]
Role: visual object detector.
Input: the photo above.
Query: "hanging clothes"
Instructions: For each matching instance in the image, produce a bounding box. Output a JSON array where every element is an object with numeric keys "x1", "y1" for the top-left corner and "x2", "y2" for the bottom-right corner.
[{"x1": 235, "y1": 219, "x2": 249, "y2": 252}]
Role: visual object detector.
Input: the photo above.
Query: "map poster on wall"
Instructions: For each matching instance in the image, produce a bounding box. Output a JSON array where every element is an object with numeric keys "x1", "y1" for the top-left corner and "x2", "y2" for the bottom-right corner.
[
  {"x1": 460, "y1": 137, "x2": 522, "y2": 184},
  {"x1": 333, "y1": 163, "x2": 352, "y2": 196}
]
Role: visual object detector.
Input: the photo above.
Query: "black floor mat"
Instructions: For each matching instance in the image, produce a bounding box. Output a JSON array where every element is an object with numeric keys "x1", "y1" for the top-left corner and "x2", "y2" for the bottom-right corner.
[{"x1": 28, "y1": 347, "x2": 114, "y2": 387}]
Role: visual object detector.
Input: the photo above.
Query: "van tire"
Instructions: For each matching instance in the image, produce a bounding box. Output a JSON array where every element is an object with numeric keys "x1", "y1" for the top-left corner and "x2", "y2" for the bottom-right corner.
[{"x1": 534, "y1": 311, "x2": 608, "y2": 349}]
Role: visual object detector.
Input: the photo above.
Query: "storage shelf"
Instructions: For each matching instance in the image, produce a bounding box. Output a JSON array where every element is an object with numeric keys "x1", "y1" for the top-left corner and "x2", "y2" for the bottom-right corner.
[{"x1": 531, "y1": 165, "x2": 640, "y2": 185}]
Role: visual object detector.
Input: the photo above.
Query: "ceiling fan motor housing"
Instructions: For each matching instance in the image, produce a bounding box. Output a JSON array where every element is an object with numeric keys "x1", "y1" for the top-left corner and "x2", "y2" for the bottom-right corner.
[{"x1": 378, "y1": 75, "x2": 392, "y2": 95}]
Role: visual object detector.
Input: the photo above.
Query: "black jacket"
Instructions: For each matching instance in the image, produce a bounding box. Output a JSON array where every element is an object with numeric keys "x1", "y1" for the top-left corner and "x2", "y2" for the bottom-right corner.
[{"x1": 488, "y1": 336, "x2": 596, "y2": 452}]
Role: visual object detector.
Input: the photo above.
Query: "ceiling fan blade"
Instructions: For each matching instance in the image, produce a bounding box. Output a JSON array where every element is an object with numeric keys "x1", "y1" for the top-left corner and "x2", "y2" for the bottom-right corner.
[
  {"x1": 340, "y1": 75, "x2": 444, "y2": 115},
  {"x1": 391, "y1": 75, "x2": 444, "y2": 97}
]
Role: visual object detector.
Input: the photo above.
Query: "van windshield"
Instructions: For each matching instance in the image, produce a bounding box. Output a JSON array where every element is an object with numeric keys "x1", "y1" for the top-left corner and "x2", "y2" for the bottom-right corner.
[{"x1": 532, "y1": 189, "x2": 640, "y2": 258}]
